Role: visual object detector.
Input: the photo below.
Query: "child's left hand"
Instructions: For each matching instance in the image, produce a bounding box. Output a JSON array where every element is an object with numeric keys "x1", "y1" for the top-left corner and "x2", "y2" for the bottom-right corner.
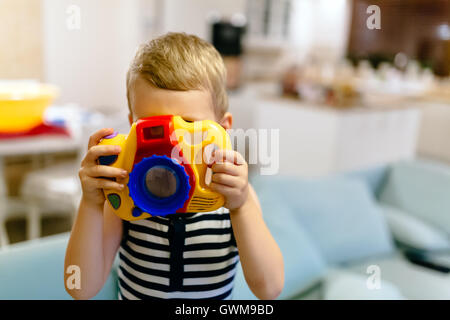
[{"x1": 207, "y1": 149, "x2": 249, "y2": 211}]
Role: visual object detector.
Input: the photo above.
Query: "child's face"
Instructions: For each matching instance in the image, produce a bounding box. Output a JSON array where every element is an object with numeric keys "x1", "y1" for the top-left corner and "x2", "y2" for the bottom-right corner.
[{"x1": 129, "y1": 76, "x2": 231, "y2": 129}]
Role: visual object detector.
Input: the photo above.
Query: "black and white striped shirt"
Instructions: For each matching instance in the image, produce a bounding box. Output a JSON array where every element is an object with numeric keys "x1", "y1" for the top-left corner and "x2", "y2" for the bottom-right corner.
[{"x1": 118, "y1": 207, "x2": 239, "y2": 300}]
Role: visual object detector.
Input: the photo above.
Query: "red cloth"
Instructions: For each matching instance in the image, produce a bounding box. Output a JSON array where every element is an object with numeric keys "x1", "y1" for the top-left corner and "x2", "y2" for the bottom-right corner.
[{"x1": 0, "y1": 122, "x2": 71, "y2": 140}]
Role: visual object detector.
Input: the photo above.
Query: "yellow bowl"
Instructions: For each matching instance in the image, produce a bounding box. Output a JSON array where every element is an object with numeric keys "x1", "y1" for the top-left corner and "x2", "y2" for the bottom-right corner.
[{"x1": 0, "y1": 83, "x2": 59, "y2": 133}]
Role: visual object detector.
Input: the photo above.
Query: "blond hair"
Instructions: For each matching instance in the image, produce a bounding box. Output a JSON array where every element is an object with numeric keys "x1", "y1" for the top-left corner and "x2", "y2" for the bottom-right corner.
[{"x1": 126, "y1": 32, "x2": 228, "y2": 116}]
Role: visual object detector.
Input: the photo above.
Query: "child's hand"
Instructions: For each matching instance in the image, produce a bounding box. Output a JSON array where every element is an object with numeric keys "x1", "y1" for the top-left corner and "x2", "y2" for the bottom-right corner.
[
  {"x1": 208, "y1": 149, "x2": 249, "y2": 211},
  {"x1": 78, "y1": 128, "x2": 128, "y2": 207}
]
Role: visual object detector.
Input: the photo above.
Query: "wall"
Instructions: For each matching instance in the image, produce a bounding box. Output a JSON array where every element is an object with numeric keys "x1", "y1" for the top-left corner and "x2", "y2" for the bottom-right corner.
[
  {"x1": 0, "y1": 0, "x2": 43, "y2": 79},
  {"x1": 42, "y1": 0, "x2": 143, "y2": 111},
  {"x1": 5, "y1": 0, "x2": 352, "y2": 110},
  {"x1": 161, "y1": 0, "x2": 246, "y2": 40},
  {"x1": 160, "y1": 0, "x2": 351, "y2": 63},
  {"x1": 289, "y1": 0, "x2": 352, "y2": 63}
]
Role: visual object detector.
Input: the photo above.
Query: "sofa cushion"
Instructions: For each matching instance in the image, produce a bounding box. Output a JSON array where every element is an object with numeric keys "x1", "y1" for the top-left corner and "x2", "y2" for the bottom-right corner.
[
  {"x1": 379, "y1": 160, "x2": 450, "y2": 234},
  {"x1": 234, "y1": 177, "x2": 327, "y2": 299},
  {"x1": 0, "y1": 233, "x2": 118, "y2": 300},
  {"x1": 232, "y1": 215, "x2": 326, "y2": 299},
  {"x1": 342, "y1": 165, "x2": 389, "y2": 198},
  {"x1": 252, "y1": 175, "x2": 394, "y2": 266}
]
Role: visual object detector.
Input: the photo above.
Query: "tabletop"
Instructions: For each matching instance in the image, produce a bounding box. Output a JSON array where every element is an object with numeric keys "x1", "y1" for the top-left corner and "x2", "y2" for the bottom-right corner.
[{"x1": 0, "y1": 134, "x2": 81, "y2": 157}]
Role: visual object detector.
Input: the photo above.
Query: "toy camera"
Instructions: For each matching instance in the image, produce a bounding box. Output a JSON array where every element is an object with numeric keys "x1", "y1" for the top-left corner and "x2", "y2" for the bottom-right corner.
[{"x1": 98, "y1": 115, "x2": 232, "y2": 220}]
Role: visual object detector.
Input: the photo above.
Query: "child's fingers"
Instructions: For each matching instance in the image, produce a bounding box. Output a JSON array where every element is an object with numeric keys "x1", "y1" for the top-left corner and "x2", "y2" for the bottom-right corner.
[
  {"x1": 85, "y1": 177, "x2": 124, "y2": 191},
  {"x1": 83, "y1": 145, "x2": 121, "y2": 165},
  {"x1": 88, "y1": 128, "x2": 114, "y2": 149},
  {"x1": 209, "y1": 149, "x2": 245, "y2": 166},
  {"x1": 85, "y1": 165, "x2": 128, "y2": 179},
  {"x1": 210, "y1": 182, "x2": 238, "y2": 197},
  {"x1": 211, "y1": 162, "x2": 240, "y2": 176},
  {"x1": 211, "y1": 172, "x2": 240, "y2": 188}
]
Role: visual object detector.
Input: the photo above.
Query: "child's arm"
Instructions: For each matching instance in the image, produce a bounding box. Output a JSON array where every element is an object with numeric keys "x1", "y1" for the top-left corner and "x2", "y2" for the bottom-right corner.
[
  {"x1": 209, "y1": 150, "x2": 284, "y2": 300},
  {"x1": 64, "y1": 128, "x2": 127, "y2": 300}
]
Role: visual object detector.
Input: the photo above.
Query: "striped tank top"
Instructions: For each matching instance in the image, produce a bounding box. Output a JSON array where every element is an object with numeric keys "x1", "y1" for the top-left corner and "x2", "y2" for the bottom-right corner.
[{"x1": 118, "y1": 207, "x2": 239, "y2": 300}]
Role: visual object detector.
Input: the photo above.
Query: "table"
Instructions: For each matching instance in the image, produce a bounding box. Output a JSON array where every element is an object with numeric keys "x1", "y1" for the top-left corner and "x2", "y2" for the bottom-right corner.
[{"x1": 0, "y1": 134, "x2": 82, "y2": 247}]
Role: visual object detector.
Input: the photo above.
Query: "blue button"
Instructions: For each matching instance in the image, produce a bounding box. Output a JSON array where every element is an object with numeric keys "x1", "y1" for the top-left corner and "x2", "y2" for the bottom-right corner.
[
  {"x1": 132, "y1": 207, "x2": 143, "y2": 217},
  {"x1": 98, "y1": 155, "x2": 118, "y2": 166}
]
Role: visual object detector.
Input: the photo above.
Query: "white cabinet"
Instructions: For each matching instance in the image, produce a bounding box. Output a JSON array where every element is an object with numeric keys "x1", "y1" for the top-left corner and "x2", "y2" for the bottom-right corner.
[
  {"x1": 417, "y1": 102, "x2": 450, "y2": 163},
  {"x1": 229, "y1": 85, "x2": 422, "y2": 177}
]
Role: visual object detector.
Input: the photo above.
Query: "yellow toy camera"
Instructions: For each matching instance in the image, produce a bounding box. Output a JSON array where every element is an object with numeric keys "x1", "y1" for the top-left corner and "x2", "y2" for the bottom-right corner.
[{"x1": 97, "y1": 115, "x2": 232, "y2": 221}]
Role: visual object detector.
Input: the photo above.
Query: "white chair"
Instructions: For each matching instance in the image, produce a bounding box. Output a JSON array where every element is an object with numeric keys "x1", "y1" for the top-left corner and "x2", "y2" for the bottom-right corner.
[
  {"x1": 20, "y1": 161, "x2": 82, "y2": 240},
  {"x1": 18, "y1": 120, "x2": 86, "y2": 240},
  {"x1": 18, "y1": 109, "x2": 129, "y2": 240}
]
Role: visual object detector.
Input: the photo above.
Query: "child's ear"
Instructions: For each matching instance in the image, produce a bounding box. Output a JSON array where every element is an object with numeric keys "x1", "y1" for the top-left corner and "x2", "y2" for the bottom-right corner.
[
  {"x1": 218, "y1": 112, "x2": 232, "y2": 130},
  {"x1": 128, "y1": 113, "x2": 133, "y2": 125}
]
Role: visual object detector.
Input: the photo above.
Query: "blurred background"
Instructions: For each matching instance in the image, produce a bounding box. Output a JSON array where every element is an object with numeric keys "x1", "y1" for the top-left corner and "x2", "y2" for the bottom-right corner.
[{"x1": 1, "y1": 0, "x2": 450, "y2": 300}]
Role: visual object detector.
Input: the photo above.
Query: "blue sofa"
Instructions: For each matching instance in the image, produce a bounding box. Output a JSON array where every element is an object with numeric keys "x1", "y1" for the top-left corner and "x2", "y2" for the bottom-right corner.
[{"x1": 1, "y1": 159, "x2": 450, "y2": 299}]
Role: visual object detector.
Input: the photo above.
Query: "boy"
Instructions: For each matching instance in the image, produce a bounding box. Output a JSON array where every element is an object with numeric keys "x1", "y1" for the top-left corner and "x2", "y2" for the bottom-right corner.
[{"x1": 64, "y1": 33, "x2": 284, "y2": 300}]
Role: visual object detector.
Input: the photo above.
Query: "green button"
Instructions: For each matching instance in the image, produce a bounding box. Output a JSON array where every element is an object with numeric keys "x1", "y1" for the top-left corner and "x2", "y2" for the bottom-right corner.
[{"x1": 107, "y1": 193, "x2": 121, "y2": 210}]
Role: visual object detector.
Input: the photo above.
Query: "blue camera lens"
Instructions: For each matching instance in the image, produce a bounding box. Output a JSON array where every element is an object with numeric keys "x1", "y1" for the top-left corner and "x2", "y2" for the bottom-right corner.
[{"x1": 128, "y1": 155, "x2": 191, "y2": 216}]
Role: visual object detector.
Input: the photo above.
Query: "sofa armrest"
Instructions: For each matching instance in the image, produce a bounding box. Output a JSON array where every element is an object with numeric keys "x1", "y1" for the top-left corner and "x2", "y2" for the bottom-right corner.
[
  {"x1": 379, "y1": 204, "x2": 450, "y2": 251},
  {"x1": 379, "y1": 160, "x2": 450, "y2": 235}
]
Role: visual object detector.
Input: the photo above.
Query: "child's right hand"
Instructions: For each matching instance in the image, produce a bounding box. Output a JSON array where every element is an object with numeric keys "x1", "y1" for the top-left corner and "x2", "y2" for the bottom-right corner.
[{"x1": 78, "y1": 128, "x2": 128, "y2": 207}]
